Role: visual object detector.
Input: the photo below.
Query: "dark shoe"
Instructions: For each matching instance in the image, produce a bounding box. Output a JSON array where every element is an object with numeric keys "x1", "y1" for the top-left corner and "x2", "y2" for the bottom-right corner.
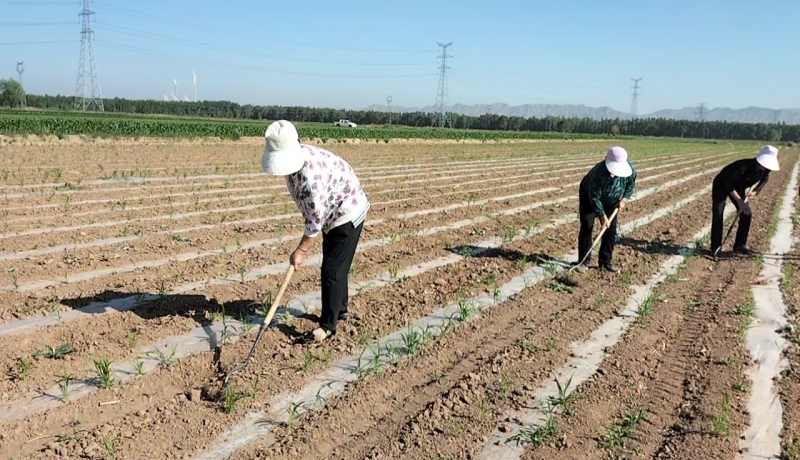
[
  {"x1": 574, "y1": 262, "x2": 589, "y2": 274},
  {"x1": 600, "y1": 263, "x2": 620, "y2": 273},
  {"x1": 338, "y1": 311, "x2": 350, "y2": 321},
  {"x1": 733, "y1": 246, "x2": 753, "y2": 255}
]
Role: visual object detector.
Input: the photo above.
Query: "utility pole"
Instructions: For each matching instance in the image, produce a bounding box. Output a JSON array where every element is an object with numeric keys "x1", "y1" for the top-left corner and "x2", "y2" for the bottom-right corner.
[
  {"x1": 696, "y1": 103, "x2": 707, "y2": 122},
  {"x1": 74, "y1": 0, "x2": 103, "y2": 111},
  {"x1": 629, "y1": 78, "x2": 643, "y2": 118},
  {"x1": 16, "y1": 61, "x2": 26, "y2": 108},
  {"x1": 434, "y1": 42, "x2": 452, "y2": 128},
  {"x1": 387, "y1": 95, "x2": 392, "y2": 125}
]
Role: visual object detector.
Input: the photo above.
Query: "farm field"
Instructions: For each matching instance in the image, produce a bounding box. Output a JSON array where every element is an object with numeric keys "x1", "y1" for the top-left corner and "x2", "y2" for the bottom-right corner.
[{"x1": 0, "y1": 136, "x2": 797, "y2": 460}]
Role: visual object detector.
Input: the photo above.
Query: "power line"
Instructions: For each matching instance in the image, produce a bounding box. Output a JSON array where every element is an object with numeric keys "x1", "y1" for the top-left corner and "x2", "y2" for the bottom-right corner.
[
  {"x1": 629, "y1": 78, "x2": 643, "y2": 118},
  {"x1": 0, "y1": 21, "x2": 76, "y2": 26},
  {"x1": 93, "y1": 22, "x2": 434, "y2": 67},
  {"x1": 0, "y1": 40, "x2": 77, "y2": 46},
  {"x1": 0, "y1": 1, "x2": 75, "y2": 5},
  {"x1": 74, "y1": 0, "x2": 104, "y2": 111},
  {"x1": 92, "y1": 1, "x2": 434, "y2": 54},
  {"x1": 452, "y1": 53, "x2": 621, "y2": 90},
  {"x1": 95, "y1": 41, "x2": 437, "y2": 79},
  {"x1": 434, "y1": 42, "x2": 452, "y2": 128}
]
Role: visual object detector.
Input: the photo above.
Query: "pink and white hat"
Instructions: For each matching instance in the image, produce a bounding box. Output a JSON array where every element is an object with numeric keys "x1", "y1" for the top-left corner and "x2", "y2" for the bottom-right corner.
[
  {"x1": 756, "y1": 145, "x2": 780, "y2": 171},
  {"x1": 605, "y1": 146, "x2": 633, "y2": 178}
]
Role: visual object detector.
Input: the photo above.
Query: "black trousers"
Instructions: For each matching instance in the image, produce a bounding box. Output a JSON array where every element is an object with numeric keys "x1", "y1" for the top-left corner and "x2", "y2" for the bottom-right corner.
[
  {"x1": 578, "y1": 187, "x2": 619, "y2": 266},
  {"x1": 710, "y1": 193, "x2": 751, "y2": 251},
  {"x1": 320, "y1": 221, "x2": 363, "y2": 333}
]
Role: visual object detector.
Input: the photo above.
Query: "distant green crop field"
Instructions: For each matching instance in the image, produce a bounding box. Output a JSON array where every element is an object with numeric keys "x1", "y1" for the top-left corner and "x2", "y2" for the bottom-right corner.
[{"x1": 0, "y1": 110, "x2": 614, "y2": 141}]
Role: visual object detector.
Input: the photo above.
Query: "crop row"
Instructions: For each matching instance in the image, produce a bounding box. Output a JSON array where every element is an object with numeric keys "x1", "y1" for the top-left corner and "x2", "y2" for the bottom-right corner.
[{"x1": 0, "y1": 112, "x2": 612, "y2": 141}]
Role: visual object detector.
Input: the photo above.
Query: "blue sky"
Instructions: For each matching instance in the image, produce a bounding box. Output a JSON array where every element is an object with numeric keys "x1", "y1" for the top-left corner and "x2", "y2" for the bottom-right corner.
[{"x1": 0, "y1": 0, "x2": 796, "y2": 113}]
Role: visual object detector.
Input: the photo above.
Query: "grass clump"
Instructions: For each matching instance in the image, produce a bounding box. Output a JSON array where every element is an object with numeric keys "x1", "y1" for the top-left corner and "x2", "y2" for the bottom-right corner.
[{"x1": 35, "y1": 343, "x2": 75, "y2": 360}]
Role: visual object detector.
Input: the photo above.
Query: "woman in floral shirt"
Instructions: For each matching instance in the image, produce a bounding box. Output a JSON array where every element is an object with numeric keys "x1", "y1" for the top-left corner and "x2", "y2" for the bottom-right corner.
[{"x1": 261, "y1": 120, "x2": 369, "y2": 343}]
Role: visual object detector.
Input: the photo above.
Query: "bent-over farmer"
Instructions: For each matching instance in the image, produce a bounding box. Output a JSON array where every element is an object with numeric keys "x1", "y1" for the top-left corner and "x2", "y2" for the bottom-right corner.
[
  {"x1": 261, "y1": 120, "x2": 369, "y2": 343},
  {"x1": 710, "y1": 145, "x2": 779, "y2": 255},
  {"x1": 575, "y1": 146, "x2": 637, "y2": 273}
]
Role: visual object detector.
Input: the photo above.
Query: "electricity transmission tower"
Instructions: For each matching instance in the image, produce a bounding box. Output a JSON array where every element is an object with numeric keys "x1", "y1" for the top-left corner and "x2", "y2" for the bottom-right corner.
[
  {"x1": 74, "y1": 0, "x2": 104, "y2": 111},
  {"x1": 629, "y1": 78, "x2": 643, "y2": 118},
  {"x1": 16, "y1": 61, "x2": 26, "y2": 108},
  {"x1": 387, "y1": 95, "x2": 392, "y2": 125},
  {"x1": 696, "y1": 103, "x2": 707, "y2": 122},
  {"x1": 434, "y1": 42, "x2": 453, "y2": 128}
]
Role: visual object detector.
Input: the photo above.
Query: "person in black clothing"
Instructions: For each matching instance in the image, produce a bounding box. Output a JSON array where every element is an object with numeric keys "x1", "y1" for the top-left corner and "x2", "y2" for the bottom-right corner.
[{"x1": 710, "y1": 145, "x2": 780, "y2": 255}]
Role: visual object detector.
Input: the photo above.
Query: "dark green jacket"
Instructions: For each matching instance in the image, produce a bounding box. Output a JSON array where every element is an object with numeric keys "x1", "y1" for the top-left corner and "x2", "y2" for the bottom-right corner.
[{"x1": 580, "y1": 161, "x2": 637, "y2": 216}]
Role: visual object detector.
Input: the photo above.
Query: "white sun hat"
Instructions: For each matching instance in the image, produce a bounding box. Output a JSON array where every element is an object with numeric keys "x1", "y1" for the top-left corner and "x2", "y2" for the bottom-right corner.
[
  {"x1": 604, "y1": 146, "x2": 633, "y2": 178},
  {"x1": 756, "y1": 144, "x2": 780, "y2": 171},
  {"x1": 261, "y1": 120, "x2": 305, "y2": 176}
]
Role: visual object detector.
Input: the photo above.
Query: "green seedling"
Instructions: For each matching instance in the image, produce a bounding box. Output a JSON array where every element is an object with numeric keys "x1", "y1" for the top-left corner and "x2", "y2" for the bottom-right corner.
[
  {"x1": 508, "y1": 401, "x2": 558, "y2": 447},
  {"x1": 222, "y1": 387, "x2": 248, "y2": 414},
  {"x1": 16, "y1": 357, "x2": 32, "y2": 381},
  {"x1": 355, "y1": 349, "x2": 369, "y2": 380},
  {"x1": 171, "y1": 235, "x2": 190, "y2": 243},
  {"x1": 90, "y1": 356, "x2": 115, "y2": 389},
  {"x1": 401, "y1": 328, "x2": 423, "y2": 355},
  {"x1": 388, "y1": 263, "x2": 400, "y2": 281},
  {"x1": 718, "y1": 357, "x2": 737, "y2": 367},
  {"x1": 102, "y1": 436, "x2": 118, "y2": 460},
  {"x1": 457, "y1": 298, "x2": 477, "y2": 322},
  {"x1": 35, "y1": 343, "x2": 75, "y2": 360},
  {"x1": 637, "y1": 295, "x2": 656, "y2": 318},
  {"x1": 302, "y1": 349, "x2": 316, "y2": 372},
  {"x1": 314, "y1": 387, "x2": 327, "y2": 408},
  {"x1": 622, "y1": 269, "x2": 634, "y2": 287},
  {"x1": 145, "y1": 345, "x2": 179, "y2": 367},
  {"x1": 128, "y1": 329, "x2": 139, "y2": 349},
  {"x1": 733, "y1": 380, "x2": 749, "y2": 392},
  {"x1": 430, "y1": 370, "x2": 445, "y2": 384},
  {"x1": 520, "y1": 342, "x2": 541, "y2": 355},
  {"x1": 713, "y1": 394, "x2": 732, "y2": 437},
  {"x1": 546, "y1": 337, "x2": 557, "y2": 352},
  {"x1": 285, "y1": 401, "x2": 303, "y2": 426},
  {"x1": 58, "y1": 364, "x2": 73, "y2": 404},
  {"x1": 784, "y1": 266, "x2": 795, "y2": 288},
  {"x1": 602, "y1": 406, "x2": 647, "y2": 450},
  {"x1": 503, "y1": 228, "x2": 518, "y2": 244},
  {"x1": 500, "y1": 373, "x2": 513, "y2": 400},
  {"x1": 238, "y1": 265, "x2": 247, "y2": 284},
  {"x1": 132, "y1": 359, "x2": 146, "y2": 377},
  {"x1": 368, "y1": 343, "x2": 383, "y2": 375},
  {"x1": 551, "y1": 374, "x2": 575, "y2": 415},
  {"x1": 383, "y1": 341, "x2": 401, "y2": 365}
]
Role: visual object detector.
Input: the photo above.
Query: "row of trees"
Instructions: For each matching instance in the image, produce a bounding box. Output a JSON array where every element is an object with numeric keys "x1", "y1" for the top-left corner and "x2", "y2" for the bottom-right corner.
[{"x1": 14, "y1": 93, "x2": 800, "y2": 142}]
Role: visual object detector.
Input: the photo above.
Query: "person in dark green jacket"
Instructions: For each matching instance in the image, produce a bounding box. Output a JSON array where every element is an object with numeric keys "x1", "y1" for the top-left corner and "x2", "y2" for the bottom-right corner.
[{"x1": 575, "y1": 146, "x2": 637, "y2": 273}]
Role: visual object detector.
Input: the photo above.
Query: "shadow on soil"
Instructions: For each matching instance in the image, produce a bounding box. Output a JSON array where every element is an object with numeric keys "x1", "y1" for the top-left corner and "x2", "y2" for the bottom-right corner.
[
  {"x1": 58, "y1": 291, "x2": 314, "y2": 342},
  {"x1": 447, "y1": 245, "x2": 571, "y2": 268}
]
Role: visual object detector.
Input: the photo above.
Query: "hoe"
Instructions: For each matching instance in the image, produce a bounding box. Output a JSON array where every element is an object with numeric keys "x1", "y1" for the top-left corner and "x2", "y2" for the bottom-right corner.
[
  {"x1": 222, "y1": 265, "x2": 295, "y2": 389},
  {"x1": 558, "y1": 208, "x2": 619, "y2": 287}
]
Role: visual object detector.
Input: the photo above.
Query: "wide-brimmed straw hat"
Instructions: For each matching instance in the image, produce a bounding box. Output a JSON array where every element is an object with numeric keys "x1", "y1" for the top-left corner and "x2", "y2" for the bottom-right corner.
[
  {"x1": 261, "y1": 120, "x2": 305, "y2": 176},
  {"x1": 605, "y1": 146, "x2": 633, "y2": 178},
  {"x1": 756, "y1": 145, "x2": 780, "y2": 171}
]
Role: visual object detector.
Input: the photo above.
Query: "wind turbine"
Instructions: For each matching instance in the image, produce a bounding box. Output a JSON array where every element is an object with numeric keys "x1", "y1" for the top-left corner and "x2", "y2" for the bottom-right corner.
[
  {"x1": 192, "y1": 71, "x2": 197, "y2": 102},
  {"x1": 173, "y1": 78, "x2": 178, "y2": 101}
]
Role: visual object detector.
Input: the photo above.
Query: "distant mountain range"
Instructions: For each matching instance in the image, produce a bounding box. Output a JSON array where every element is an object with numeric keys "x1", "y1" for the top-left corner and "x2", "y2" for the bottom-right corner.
[{"x1": 364, "y1": 103, "x2": 800, "y2": 125}]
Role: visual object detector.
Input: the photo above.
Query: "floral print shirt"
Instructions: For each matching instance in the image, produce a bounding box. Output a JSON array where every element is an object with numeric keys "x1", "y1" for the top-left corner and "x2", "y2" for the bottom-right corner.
[{"x1": 286, "y1": 145, "x2": 370, "y2": 237}]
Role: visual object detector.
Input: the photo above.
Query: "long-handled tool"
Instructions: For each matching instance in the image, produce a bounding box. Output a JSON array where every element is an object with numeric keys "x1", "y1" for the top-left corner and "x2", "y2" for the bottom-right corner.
[
  {"x1": 713, "y1": 194, "x2": 750, "y2": 258},
  {"x1": 222, "y1": 265, "x2": 295, "y2": 389},
  {"x1": 558, "y1": 208, "x2": 619, "y2": 287}
]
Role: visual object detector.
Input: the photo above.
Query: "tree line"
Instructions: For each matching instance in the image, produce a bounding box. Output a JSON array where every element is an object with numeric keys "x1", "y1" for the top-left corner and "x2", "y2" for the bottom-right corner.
[{"x1": 10, "y1": 92, "x2": 799, "y2": 143}]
